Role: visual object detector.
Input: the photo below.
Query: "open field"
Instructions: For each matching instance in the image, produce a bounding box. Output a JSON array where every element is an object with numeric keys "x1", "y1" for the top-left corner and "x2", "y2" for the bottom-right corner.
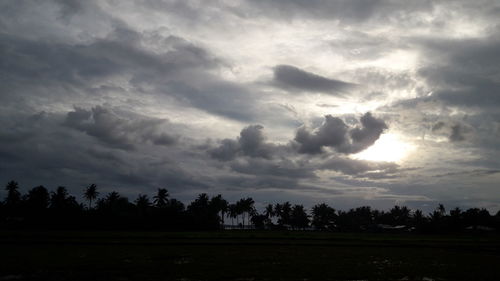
[{"x1": 1, "y1": 231, "x2": 500, "y2": 281}]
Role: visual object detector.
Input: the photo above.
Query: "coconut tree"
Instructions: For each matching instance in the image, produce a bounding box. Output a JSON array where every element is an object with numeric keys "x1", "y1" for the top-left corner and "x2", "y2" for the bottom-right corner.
[
  {"x1": 27, "y1": 186, "x2": 50, "y2": 210},
  {"x1": 84, "y1": 184, "x2": 99, "y2": 210},
  {"x1": 153, "y1": 188, "x2": 169, "y2": 208},
  {"x1": 312, "y1": 203, "x2": 336, "y2": 230},
  {"x1": 235, "y1": 200, "x2": 244, "y2": 228},
  {"x1": 264, "y1": 204, "x2": 274, "y2": 219},
  {"x1": 243, "y1": 197, "x2": 255, "y2": 228},
  {"x1": 4, "y1": 181, "x2": 21, "y2": 206},
  {"x1": 290, "y1": 204, "x2": 309, "y2": 230},
  {"x1": 228, "y1": 203, "x2": 238, "y2": 227},
  {"x1": 210, "y1": 194, "x2": 228, "y2": 226},
  {"x1": 135, "y1": 194, "x2": 151, "y2": 215}
]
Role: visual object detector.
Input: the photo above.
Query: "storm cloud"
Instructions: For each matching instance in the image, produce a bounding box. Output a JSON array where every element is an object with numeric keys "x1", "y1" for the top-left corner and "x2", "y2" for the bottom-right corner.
[
  {"x1": 1, "y1": 0, "x2": 500, "y2": 211},
  {"x1": 209, "y1": 125, "x2": 275, "y2": 161},
  {"x1": 64, "y1": 106, "x2": 178, "y2": 150},
  {"x1": 294, "y1": 112, "x2": 387, "y2": 154}
]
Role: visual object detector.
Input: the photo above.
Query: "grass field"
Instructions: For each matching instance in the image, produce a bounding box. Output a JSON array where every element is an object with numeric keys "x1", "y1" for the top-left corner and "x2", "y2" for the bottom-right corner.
[{"x1": 1, "y1": 230, "x2": 500, "y2": 281}]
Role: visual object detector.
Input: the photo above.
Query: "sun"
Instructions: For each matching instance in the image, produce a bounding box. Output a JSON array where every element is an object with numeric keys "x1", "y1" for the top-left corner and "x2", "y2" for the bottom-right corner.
[{"x1": 352, "y1": 133, "x2": 414, "y2": 163}]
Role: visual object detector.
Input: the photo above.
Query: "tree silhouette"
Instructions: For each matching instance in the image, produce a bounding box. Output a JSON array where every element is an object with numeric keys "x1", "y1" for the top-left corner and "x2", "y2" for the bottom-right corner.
[
  {"x1": 4, "y1": 180, "x2": 21, "y2": 206},
  {"x1": 167, "y1": 198, "x2": 185, "y2": 213},
  {"x1": 290, "y1": 204, "x2": 309, "y2": 230},
  {"x1": 276, "y1": 201, "x2": 292, "y2": 228},
  {"x1": 236, "y1": 197, "x2": 255, "y2": 228},
  {"x1": 210, "y1": 194, "x2": 228, "y2": 226},
  {"x1": 228, "y1": 203, "x2": 238, "y2": 227},
  {"x1": 187, "y1": 193, "x2": 220, "y2": 230},
  {"x1": 84, "y1": 184, "x2": 99, "y2": 210},
  {"x1": 312, "y1": 203, "x2": 336, "y2": 230},
  {"x1": 264, "y1": 204, "x2": 274, "y2": 219},
  {"x1": 235, "y1": 200, "x2": 244, "y2": 227},
  {"x1": 26, "y1": 186, "x2": 50, "y2": 210},
  {"x1": 135, "y1": 194, "x2": 151, "y2": 215},
  {"x1": 1, "y1": 180, "x2": 499, "y2": 233},
  {"x1": 50, "y1": 186, "x2": 79, "y2": 210},
  {"x1": 153, "y1": 188, "x2": 169, "y2": 208},
  {"x1": 388, "y1": 205, "x2": 411, "y2": 225}
]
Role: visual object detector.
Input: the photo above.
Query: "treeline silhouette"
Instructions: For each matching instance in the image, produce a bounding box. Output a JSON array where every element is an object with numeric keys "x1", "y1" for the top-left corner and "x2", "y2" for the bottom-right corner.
[{"x1": 1, "y1": 180, "x2": 500, "y2": 233}]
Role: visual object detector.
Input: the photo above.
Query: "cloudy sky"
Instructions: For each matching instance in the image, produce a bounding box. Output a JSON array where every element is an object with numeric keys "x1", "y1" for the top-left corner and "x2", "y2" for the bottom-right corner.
[{"x1": 1, "y1": 0, "x2": 500, "y2": 212}]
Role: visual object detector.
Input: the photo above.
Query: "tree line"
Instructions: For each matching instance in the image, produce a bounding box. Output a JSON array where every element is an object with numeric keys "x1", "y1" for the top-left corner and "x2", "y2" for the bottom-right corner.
[{"x1": 1, "y1": 180, "x2": 500, "y2": 232}]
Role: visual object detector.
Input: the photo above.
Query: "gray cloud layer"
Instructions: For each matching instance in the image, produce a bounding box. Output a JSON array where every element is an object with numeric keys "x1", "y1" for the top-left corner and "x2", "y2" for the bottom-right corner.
[
  {"x1": 1, "y1": 0, "x2": 500, "y2": 211},
  {"x1": 273, "y1": 65, "x2": 355, "y2": 95},
  {"x1": 294, "y1": 112, "x2": 387, "y2": 154}
]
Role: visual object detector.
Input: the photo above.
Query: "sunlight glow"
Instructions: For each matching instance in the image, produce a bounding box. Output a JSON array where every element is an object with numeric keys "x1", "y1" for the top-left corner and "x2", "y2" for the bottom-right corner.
[{"x1": 353, "y1": 133, "x2": 415, "y2": 163}]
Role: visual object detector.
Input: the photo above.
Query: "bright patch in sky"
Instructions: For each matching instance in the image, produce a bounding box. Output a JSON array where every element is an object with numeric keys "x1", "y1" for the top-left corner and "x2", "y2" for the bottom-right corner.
[{"x1": 353, "y1": 133, "x2": 415, "y2": 163}]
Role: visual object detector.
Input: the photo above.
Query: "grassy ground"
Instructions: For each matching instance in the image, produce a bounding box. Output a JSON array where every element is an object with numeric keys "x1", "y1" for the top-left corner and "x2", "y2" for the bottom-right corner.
[{"x1": 0, "y1": 230, "x2": 499, "y2": 281}]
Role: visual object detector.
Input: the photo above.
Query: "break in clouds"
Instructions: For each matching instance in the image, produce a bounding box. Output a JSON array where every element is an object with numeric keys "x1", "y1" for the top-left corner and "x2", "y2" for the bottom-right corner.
[{"x1": 1, "y1": 0, "x2": 500, "y2": 212}]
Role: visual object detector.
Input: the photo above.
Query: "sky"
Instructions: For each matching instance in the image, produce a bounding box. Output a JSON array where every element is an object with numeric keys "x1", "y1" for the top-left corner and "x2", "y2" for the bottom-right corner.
[{"x1": 1, "y1": 0, "x2": 500, "y2": 213}]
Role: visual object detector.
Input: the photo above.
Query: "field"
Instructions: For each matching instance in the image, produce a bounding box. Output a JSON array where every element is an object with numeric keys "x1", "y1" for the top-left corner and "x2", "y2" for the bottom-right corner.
[{"x1": 1, "y1": 230, "x2": 500, "y2": 281}]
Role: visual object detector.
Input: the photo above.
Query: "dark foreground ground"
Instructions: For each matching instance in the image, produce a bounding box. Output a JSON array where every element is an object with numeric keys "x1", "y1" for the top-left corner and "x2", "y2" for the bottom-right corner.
[{"x1": 0, "y1": 230, "x2": 499, "y2": 281}]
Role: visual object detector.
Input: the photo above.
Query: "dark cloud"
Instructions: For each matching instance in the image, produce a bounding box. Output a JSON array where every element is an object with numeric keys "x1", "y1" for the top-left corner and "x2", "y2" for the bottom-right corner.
[
  {"x1": 209, "y1": 125, "x2": 274, "y2": 161},
  {"x1": 348, "y1": 112, "x2": 388, "y2": 153},
  {"x1": 64, "y1": 106, "x2": 178, "y2": 150},
  {"x1": 294, "y1": 115, "x2": 348, "y2": 154},
  {"x1": 449, "y1": 124, "x2": 465, "y2": 142},
  {"x1": 0, "y1": 110, "x2": 202, "y2": 195},
  {"x1": 431, "y1": 121, "x2": 446, "y2": 132},
  {"x1": 0, "y1": 29, "x2": 266, "y2": 122},
  {"x1": 273, "y1": 65, "x2": 355, "y2": 94},
  {"x1": 294, "y1": 112, "x2": 387, "y2": 154},
  {"x1": 239, "y1": 0, "x2": 435, "y2": 24},
  {"x1": 415, "y1": 37, "x2": 500, "y2": 109}
]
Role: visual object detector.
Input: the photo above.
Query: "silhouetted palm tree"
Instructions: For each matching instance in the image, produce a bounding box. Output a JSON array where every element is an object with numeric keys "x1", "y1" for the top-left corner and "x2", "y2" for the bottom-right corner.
[
  {"x1": 49, "y1": 186, "x2": 80, "y2": 213},
  {"x1": 291, "y1": 204, "x2": 309, "y2": 230},
  {"x1": 153, "y1": 188, "x2": 169, "y2": 208},
  {"x1": 236, "y1": 197, "x2": 255, "y2": 228},
  {"x1": 312, "y1": 203, "x2": 336, "y2": 230},
  {"x1": 243, "y1": 197, "x2": 255, "y2": 227},
  {"x1": 264, "y1": 203, "x2": 274, "y2": 219},
  {"x1": 27, "y1": 186, "x2": 50, "y2": 210},
  {"x1": 235, "y1": 200, "x2": 244, "y2": 227},
  {"x1": 228, "y1": 203, "x2": 238, "y2": 227},
  {"x1": 210, "y1": 194, "x2": 228, "y2": 225},
  {"x1": 389, "y1": 205, "x2": 410, "y2": 225},
  {"x1": 4, "y1": 181, "x2": 21, "y2": 206},
  {"x1": 278, "y1": 201, "x2": 292, "y2": 227},
  {"x1": 135, "y1": 194, "x2": 151, "y2": 215},
  {"x1": 50, "y1": 186, "x2": 69, "y2": 209},
  {"x1": 106, "y1": 191, "x2": 121, "y2": 203},
  {"x1": 84, "y1": 184, "x2": 99, "y2": 210}
]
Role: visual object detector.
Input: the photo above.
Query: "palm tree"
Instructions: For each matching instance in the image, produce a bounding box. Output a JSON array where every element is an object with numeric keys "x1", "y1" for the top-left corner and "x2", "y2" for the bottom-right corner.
[
  {"x1": 4, "y1": 180, "x2": 21, "y2": 206},
  {"x1": 290, "y1": 204, "x2": 309, "y2": 230},
  {"x1": 135, "y1": 194, "x2": 151, "y2": 215},
  {"x1": 312, "y1": 203, "x2": 336, "y2": 230},
  {"x1": 228, "y1": 203, "x2": 238, "y2": 227},
  {"x1": 106, "y1": 191, "x2": 121, "y2": 203},
  {"x1": 235, "y1": 200, "x2": 244, "y2": 228},
  {"x1": 84, "y1": 184, "x2": 99, "y2": 209},
  {"x1": 243, "y1": 197, "x2": 255, "y2": 228},
  {"x1": 153, "y1": 188, "x2": 169, "y2": 208},
  {"x1": 264, "y1": 204, "x2": 274, "y2": 219},
  {"x1": 27, "y1": 186, "x2": 50, "y2": 210},
  {"x1": 235, "y1": 198, "x2": 255, "y2": 228},
  {"x1": 280, "y1": 202, "x2": 292, "y2": 227},
  {"x1": 210, "y1": 194, "x2": 228, "y2": 226},
  {"x1": 50, "y1": 186, "x2": 69, "y2": 209},
  {"x1": 49, "y1": 186, "x2": 80, "y2": 211}
]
